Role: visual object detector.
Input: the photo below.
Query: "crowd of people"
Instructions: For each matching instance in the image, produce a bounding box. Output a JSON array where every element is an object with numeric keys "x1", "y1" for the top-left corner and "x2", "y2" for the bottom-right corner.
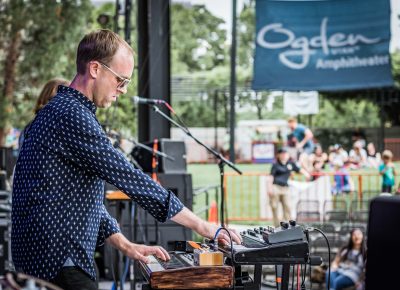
[{"x1": 280, "y1": 117, "x2": 399, "y2": 195}]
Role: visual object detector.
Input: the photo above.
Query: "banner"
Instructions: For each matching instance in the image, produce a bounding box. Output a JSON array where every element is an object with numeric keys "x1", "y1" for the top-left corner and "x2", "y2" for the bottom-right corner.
[
  {"x1": 252, "y1": 0, "x2": 393, "y2": 91},
  {"x1": 283, "y1": 91, "x2": 319, "y2": 115}
]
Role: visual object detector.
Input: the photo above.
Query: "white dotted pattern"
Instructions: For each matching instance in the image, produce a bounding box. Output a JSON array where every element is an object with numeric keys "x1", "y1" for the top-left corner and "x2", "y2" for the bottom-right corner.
[{"x1": 11, "y1": 86, "x2": 184, "y2": 281}]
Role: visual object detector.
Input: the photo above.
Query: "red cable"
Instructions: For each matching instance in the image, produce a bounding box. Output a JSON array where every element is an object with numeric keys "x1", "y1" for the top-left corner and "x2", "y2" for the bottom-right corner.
[
  {"x1": 297, "y1": 264, "x2": 300, "y2": 290},
  {"x1": 151, "y1": 139, "x2": 159, "y2": 183}
]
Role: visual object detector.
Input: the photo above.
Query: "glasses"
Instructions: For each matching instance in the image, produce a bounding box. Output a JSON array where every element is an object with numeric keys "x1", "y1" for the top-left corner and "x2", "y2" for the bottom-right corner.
[{"x1": 99, "y1": 62, "x2": 131, "y2": 90}]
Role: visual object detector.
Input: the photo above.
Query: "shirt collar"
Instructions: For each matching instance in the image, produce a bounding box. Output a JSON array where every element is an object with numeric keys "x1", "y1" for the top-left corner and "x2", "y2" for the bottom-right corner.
[{"x1": 57, "y1": 85, "x2": 97, "y2": 114}]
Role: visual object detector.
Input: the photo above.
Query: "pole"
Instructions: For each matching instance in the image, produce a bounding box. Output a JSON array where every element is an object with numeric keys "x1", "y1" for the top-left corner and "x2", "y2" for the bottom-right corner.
[
  {"x1": 124, "y1": 0, "x2": 132, "y2": 45},
  {"x1": 214, "y1": 90, "x2": 218, "y2": 153},
  {"x1": 114, "y1": 0, "x2": 120, "y2": 33},
  {"x1": 229, "y1": 0, "x2": 237, "y2": 163}
]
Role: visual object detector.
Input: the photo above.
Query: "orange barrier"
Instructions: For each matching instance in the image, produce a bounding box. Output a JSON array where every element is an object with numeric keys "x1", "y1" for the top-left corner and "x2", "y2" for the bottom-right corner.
[{"x1": 208, "y1": 200, "x2": 219, "y2": 224}]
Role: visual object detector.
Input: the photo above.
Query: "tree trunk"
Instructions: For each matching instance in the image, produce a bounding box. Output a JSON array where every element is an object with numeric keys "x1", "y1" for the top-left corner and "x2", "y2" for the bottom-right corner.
[{"x1": 0, "y1": 30, "x2": 22, "y2": 146}]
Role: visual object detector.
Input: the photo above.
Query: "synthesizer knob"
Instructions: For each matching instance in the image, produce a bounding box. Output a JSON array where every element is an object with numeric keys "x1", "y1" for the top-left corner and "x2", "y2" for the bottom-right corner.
[
  {"x1": 289, "y1": 220, "x2": 297, "y2": 227},
  {"x1": 280, "y1": 221, "x2": 289, "y2": 229}
]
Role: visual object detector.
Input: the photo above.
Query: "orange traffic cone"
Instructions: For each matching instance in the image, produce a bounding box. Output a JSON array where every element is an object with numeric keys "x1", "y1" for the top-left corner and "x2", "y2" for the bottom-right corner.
[{"x1": 208, "y1": 200, "x2": 218, "y2": 224}]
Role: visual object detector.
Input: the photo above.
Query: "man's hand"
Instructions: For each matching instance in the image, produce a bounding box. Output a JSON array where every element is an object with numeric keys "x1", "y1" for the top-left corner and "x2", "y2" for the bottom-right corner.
[
  {"x1": 215, "y1": 226, "x2": 242, "y2": 246},
  {"x1": 106, "y1": 232, "x2": 170, "y2": 264},
  {"x1": 123, "y1": 243, "x2": 170, "y2": 264}
]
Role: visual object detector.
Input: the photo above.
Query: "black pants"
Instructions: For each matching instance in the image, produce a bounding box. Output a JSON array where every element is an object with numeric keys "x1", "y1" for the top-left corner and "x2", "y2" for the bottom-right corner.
[
  {"x1": 51, "y1": 267, "x2": 97, "y2": 290},
  {"x1": 382, "y1": 185, "x2": 392, "y2": 193}
]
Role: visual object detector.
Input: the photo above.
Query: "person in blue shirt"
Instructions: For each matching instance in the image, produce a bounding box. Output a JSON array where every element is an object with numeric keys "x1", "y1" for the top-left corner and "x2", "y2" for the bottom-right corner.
[
  {"x1": 379, "y1": 150, "x2": 396, "y2": 193},
  {"x1": 287, "y1": 117, "x2": 315, "y2": 155},
  {"x1": 11, "y1": 29, "x2": 241, "y2": 290}
]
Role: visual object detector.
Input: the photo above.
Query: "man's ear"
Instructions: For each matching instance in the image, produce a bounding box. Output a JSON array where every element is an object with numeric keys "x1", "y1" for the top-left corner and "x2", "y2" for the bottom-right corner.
[{"x1": 88, "y1": 61, "x2": 100, "y2": 79}]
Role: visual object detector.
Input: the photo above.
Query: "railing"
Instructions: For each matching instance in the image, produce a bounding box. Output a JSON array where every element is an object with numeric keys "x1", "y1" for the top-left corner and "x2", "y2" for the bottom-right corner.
[
  {"x1": 223, "y1": 171, "x2": 399, "y2": 223},
  {"x1": 193, "y1": 184, "x2": 219, "y2": 221}
]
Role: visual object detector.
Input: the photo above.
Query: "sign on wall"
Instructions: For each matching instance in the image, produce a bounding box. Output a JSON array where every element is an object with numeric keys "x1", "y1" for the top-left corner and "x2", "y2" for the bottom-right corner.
[{"x1": 252, "y1": 0, "x2": 393, "y2": 91}]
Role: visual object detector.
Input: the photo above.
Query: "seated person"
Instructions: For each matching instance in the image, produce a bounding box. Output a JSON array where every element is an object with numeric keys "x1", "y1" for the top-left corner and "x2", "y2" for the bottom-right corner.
[
  {"x1": 329, "y1": 144, "x2": 349, "y2": 168},
  {"x1": 326, "y1": 228, "x2": 366, "y2": 290},
  {"x1": 366, "y1": 142, "x2": 381, "y2": 169},
  {"x1": 349, "y1": 141, "x2": 367, "y2": 169},
  {"x1": 311, "y1": 159, "x2": 325, "y2": 181},
  {"x1": 309, "y1": 143, "x2": 328, "y2": 169}
]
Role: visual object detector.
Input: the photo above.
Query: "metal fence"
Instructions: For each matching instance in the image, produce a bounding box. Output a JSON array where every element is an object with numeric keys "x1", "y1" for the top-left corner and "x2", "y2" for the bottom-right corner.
[{"x1": 223, "y1": 171, "x2": 399, "y2": 224}]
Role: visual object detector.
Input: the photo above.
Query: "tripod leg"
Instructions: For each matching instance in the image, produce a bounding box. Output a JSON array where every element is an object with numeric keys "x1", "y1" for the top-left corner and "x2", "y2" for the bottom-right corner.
[{"x1": 275, "y1": 264, "x2": 290, "y2": 290}]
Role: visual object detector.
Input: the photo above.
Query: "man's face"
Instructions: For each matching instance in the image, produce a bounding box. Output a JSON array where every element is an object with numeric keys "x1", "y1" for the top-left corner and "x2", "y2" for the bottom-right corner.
[
  {"x1": 278, "y1": 152, "x2": 289, "y2": 163},
  {"x1": 288, "y1": 121, "x2": 297, "y2": 130},
  {"x1": 93, "y1": 46, "x2": 134, "y2": 108}
]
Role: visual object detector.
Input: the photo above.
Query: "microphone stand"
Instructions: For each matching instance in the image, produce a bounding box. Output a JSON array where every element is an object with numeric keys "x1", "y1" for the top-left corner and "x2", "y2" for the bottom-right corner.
[
  {"x1": 129, "y1": 138, "x2": 175, "y2": 161},
  {"x1": 107, "y1": 131, "x2": 175, "y2": 162},
  {"x1": 151, "y1": 105, "x2": 242, "y2": 227}
]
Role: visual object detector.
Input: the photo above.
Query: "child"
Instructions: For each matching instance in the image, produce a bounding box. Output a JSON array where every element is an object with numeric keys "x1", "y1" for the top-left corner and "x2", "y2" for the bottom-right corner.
[
  {"x1": 268, "y1": 147, "x2": 310, "y2": 226},
  {"x1": 379, "y1": 150, "x2": 396, "y2": 193},
  {"x1": 331, "y1": 160, "x2": 352, "y2": 195}
]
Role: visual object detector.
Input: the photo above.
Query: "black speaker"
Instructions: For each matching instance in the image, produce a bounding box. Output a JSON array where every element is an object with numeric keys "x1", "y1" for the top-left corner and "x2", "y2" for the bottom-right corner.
[
  {"x1": 131, "y1": 139, "x2": 187, "y2": 174},
  {"x1": 365, "y1": 196, "x2": 400, "y2": 290},
  {"x1": 0, "y1": 147, "x2": 17, "y2": 179},
  {"x1": 0, "y1": 219, "x2": 10, "y2": 274}
]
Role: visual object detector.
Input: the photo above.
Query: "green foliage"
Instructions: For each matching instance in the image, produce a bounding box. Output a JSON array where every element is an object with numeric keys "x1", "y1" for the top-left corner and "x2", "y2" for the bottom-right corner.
[
  {"x1": 0, "y1": 0, "x2": 93, "y2": 132},
  {"x1": 171, "y1": 3, "x2": 227, "y2": 74},
  {"x1": 237, "y1": 0, "x2": 255, "y2": 69},
  {"x1": 314, "y1": 98, "x2": 380, "y2": 128},
  {"x1": 392, "y1": 50, "x2": 400, "y2": 87}
]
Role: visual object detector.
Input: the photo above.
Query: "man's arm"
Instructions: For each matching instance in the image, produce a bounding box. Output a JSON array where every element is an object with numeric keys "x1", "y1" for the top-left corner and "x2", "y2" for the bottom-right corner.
[{"x1": 171, "y1": 207, "x2": 241, "y2": 245}]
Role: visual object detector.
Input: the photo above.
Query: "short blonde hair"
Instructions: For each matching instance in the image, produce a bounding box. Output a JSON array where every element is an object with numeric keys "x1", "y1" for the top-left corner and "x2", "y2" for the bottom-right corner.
[
  {"x1": 34, "y1": 78, "x2": 69, "y2": 114},
  {"x1": 382, "y1": 150, "x2": 393, "y2": 160},
  {"x1": 287, "y1": 117, "x2": 297, "y2": 123},
  {"x1": 76, "y1": 29, "x2": 134, "y2": 75}
]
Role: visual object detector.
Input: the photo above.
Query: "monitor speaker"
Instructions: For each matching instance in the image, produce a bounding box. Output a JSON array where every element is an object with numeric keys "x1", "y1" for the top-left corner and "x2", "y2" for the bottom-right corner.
[
  {"x1": 365, "y1": 196, "x2": 400, "y2": 290},
  {"x1": 0, "y1": 147, "x2": 17, "y2": 179},
  {"x1": 131, "y1": 139, "x2": 187, "y2": 174}
]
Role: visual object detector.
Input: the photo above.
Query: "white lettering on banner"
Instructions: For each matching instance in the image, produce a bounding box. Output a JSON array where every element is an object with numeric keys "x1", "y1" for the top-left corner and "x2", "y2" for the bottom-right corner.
[
  {"x1": 257, "y1": 17, "x2": 382, "y2": 70},
  {"x1": 316, "y1": 55, "x2": 389, "y2": 71}
]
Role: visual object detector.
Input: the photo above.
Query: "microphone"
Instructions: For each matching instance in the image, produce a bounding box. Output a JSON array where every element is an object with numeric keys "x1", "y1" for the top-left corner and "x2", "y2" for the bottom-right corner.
[{"x1": 132, "y1": 96, "x2": 165, "y2": 105}]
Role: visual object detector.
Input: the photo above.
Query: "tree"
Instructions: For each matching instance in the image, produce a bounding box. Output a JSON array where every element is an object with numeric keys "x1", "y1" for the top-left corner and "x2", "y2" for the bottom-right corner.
[
  {"x1": 237, "y1": 0, "x2": 255, "y2": 69},
  {"x1": 171, "y1": 3, "x2": 228, "y2": 74},
  {"x1": 0, "y1": 0, "x2": 93, "y2": 145}
]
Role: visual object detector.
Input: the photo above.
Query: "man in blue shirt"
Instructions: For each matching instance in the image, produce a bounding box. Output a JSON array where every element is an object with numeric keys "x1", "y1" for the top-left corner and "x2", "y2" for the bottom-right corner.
[
  {"x1": 12, "y1": 29, "x2": 241, "y2": 290},
  {"x1": 287, "y1": 117, "x2": 315, "y2": 155}
]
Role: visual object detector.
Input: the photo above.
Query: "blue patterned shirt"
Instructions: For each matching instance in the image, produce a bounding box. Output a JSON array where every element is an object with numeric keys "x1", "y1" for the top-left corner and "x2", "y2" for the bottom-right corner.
[{"x1": 11, "y1": 85, "x2": 184, "y2": 281}]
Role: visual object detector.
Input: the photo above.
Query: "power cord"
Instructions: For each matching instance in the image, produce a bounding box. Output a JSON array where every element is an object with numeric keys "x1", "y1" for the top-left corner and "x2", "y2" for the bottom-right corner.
[
  {"x1": 213, "y1": 226, "x2": 234, "y2": 262},
  {"x1": 306, "y1": 227, "x2": 331, "y2": 290},
  {"x1": 212, "y1": 226, "x2": 235, "y2": 290}
]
